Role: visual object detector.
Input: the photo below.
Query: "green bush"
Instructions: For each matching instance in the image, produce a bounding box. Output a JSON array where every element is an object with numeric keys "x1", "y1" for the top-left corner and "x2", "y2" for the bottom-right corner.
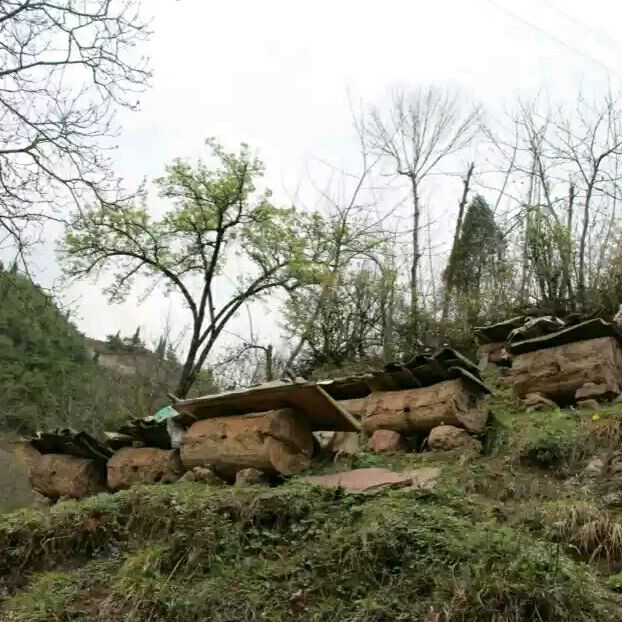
[{"x1": 520, "y1": 411, "x2": 588, "y2": 468}]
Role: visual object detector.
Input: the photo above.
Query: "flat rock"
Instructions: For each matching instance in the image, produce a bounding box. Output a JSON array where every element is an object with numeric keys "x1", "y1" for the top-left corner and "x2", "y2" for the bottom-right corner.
[
  {"x1": 314, "y1": 431, "x2": 361, "y2": 456},
  {"x1": 609, "y1": 450, "x2": 622, "y2": 476},
  {"x1": 520, "y1": 392, "x2": 557, "y2": 412},
  {"x1": 368, "y1": 430, "x2": 406, "y2": 453},
  {"x1": 575, "y1": 382, "x2": 616, "y2": 402},
  {"x1": 603, "y1": 491, "x2": 622, "y2": 508},
  {"x1": 303, "y1": 468, "x2": 412, "y2": 494}
]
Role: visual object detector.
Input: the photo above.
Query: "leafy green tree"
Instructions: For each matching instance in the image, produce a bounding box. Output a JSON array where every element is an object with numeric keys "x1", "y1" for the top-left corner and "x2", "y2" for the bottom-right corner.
[
  {"x1": 61, "y1": 140, "x2": 325, "y2": 397},
  {"x1": 284, "y1": 265, "x2": 387, "y2": 373}
]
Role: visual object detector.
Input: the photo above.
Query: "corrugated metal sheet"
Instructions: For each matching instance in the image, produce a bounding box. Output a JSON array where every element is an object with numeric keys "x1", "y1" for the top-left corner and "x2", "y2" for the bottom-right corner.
[
  {"x1": 30, "y1": 429, "x2": 113, "y2": 464},
  {"x1": 173, "y1": 348, "x2": 490, "y2": 429},
  {"x1": 508, "y1": 318, "x2": 622, "y2": 355}
]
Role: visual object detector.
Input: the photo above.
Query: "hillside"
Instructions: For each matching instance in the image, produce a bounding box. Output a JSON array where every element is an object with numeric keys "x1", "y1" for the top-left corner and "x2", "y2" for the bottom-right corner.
[
  {"x1": 0, "y1": 266, "x2": 191, "y2": 439},
  {"x1": 0, "y1": 265, "x2": 101, "y2": 435},
  {"x1": 3, "y1": 378, "x2": 622, "y2": 621}
]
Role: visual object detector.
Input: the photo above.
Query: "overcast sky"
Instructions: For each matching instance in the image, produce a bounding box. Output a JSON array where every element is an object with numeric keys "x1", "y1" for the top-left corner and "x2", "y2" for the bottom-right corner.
[{"x1": 48, "y1": 0, "x2": 622, "y2": 354}]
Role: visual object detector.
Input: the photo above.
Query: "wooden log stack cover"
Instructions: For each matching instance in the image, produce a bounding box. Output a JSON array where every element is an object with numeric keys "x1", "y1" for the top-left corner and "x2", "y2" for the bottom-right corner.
[
  {"x1": 362, "y1": 378, "x2": 489, "y2": 435},
  {"x1": 107, "y1": 447, "x2": 184, "y2": 490},
  {"x1": 31, "y1": 453, "x2": 105, "y2": 500},
  {"x1": 180, "y1": 408, "x2": 314, "y2": 477},
  {"x1": 509, "y1": 336, "x2": 622, "y2": 402}
]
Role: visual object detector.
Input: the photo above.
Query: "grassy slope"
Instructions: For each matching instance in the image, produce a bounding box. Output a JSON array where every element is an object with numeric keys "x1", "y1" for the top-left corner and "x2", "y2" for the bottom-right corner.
[{"x1": 3, "y1": 375, "x2": 622, "y2": 621}]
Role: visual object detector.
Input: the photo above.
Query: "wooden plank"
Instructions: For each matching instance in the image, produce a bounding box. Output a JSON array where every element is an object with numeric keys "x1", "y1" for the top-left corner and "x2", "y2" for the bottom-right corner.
[{"x1": 173, "y1": 381, "x2": 361, "y2": 432}]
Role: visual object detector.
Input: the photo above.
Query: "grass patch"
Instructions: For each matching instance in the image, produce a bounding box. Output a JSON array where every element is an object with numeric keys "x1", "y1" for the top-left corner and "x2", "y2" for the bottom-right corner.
[
  {"x1": 4, "y1": 571, "x2": 80, "y2": 621},
  {"x1": 0, "y1": 483, "x2": 617, "y2": 621},
  {"x1": 535, "y1": 500, "x2": 622, "y2": 564},
  {"x1": 517, "y1": 409, "x2": 589, "y2": 470}
]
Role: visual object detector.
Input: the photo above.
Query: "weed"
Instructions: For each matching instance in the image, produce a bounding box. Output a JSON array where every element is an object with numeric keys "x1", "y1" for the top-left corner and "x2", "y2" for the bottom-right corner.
[
  {"x1": 543, "y1": 500, "x2": 622, "y2": 563},
  {"x1": 4, "y1": 572, "x2": 79, "y2": 622},
  {"x1": 518, "y1": 410, "x2": 589, "y2": 469},
  {"x1": 0, "y1": 485, "x2": 615, "y2": 621}
]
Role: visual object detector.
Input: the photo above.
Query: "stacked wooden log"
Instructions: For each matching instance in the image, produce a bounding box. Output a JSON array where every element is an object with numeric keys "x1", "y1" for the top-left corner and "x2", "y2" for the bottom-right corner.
[
  {"x1": 26, "y1": 347, "x2": 493, "y2": 500},
  {"x1": 506, "y1": 319, "x2": 622, "y2": 406},
  {"x1": 180, "y1": 408, "x2": 315, "y2": 478}
]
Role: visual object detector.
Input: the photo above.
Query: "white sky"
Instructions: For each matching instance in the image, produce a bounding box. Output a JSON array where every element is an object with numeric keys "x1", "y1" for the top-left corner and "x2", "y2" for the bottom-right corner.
[{"x1": 37, "y1": 0, "x2": 622, "y2": 355}]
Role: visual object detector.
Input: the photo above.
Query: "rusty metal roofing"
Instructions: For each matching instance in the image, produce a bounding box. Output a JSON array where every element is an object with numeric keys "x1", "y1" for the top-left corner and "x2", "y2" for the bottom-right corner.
[
  {"x1": 173, "y1": 348, "x2": 490, "y2": 428},
  {"x1": 508, "y1": 318, "x2": 622, "y2": 355},
  {"x1": 116, "y1": 416, "x2": 172, "y2": 449},
  {"x1": 473, "y1": 316, "x2": 526, "y2": 344},
  {"x1": 30, "y1": 429, "x2": 113, "y2": 464}
]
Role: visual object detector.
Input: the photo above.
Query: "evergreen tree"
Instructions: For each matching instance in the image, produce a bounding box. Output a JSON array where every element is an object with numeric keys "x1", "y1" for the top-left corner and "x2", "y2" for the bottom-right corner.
[{"x1": 446, "y1": 195, "x2": 505, "y2": 322}]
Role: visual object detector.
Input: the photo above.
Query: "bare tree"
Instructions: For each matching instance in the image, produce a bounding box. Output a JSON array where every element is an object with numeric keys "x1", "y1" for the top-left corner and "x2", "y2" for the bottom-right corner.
[
  {"x1": 0, "y1": 1, "x2": 150, "y2": 262},
  {"x1": 553, "y1": 93, "x2": 622, "y2": 308},
  {"x1": 367, "y1": 86, "x2": 479, "y2": 335},
  {"x1": 282, "y1": 108, "x2": 388, "y2": 372}
]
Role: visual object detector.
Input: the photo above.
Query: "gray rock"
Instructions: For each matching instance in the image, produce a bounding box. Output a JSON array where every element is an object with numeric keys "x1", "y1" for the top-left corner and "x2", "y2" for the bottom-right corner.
[
  {"x1": 427, "y1": 425, "x2": 482, "y2": 453},
  {"x1": 583, "y1": 457, "x2": 606, "y2": 479},
  {"x1": 177, "y1": 470, "x2": 196, "y2": 483},
  {"x1": 235, "y1": 468, "x2": 269, "y2": 485},
  {"x1": 193, "y1": 466, "x2": 222, "y2": 485},
  {"x1": 577, "y1": 399, "x2": 600, "y2": 411},
  {"x1": 603, "y1": 491, "x2": 622, "y2": 508}
]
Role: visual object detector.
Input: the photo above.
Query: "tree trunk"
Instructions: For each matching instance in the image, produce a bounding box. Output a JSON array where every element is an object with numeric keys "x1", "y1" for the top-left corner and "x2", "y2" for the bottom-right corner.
[
  {"x1": 381, "y1": 269, "x2": 395, "y2": 362},
  {"x1": 410, "y1": 176, "x2": 420, "y2": 336},
  {"x1": 107, "y1": 447, "x2": 184, "y2": 490},
  {"x1": 578, "y1": 179, "x2": 595, "y2": 310},
  {"x1": 564, "y1": 181, "x2": 576, "y2": 308},
  {"x1": 265, "y1": 344, "x2": 274, "y2": 381},
  {"x1": 440, "y1": 162, "x2": 474, "y2": 333},
  {"x1": 176, "y1": 338, "x2": 201, "y2": 398},
  {"x1": 31, "y1": 454, "x2": 105, "y2": 500},
  {"x1": 519, "y1": 156, "x2": 537, "y2": 305},
  {"x1": 361, "y1": 378, "x2": 489, "y2": 434}
]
